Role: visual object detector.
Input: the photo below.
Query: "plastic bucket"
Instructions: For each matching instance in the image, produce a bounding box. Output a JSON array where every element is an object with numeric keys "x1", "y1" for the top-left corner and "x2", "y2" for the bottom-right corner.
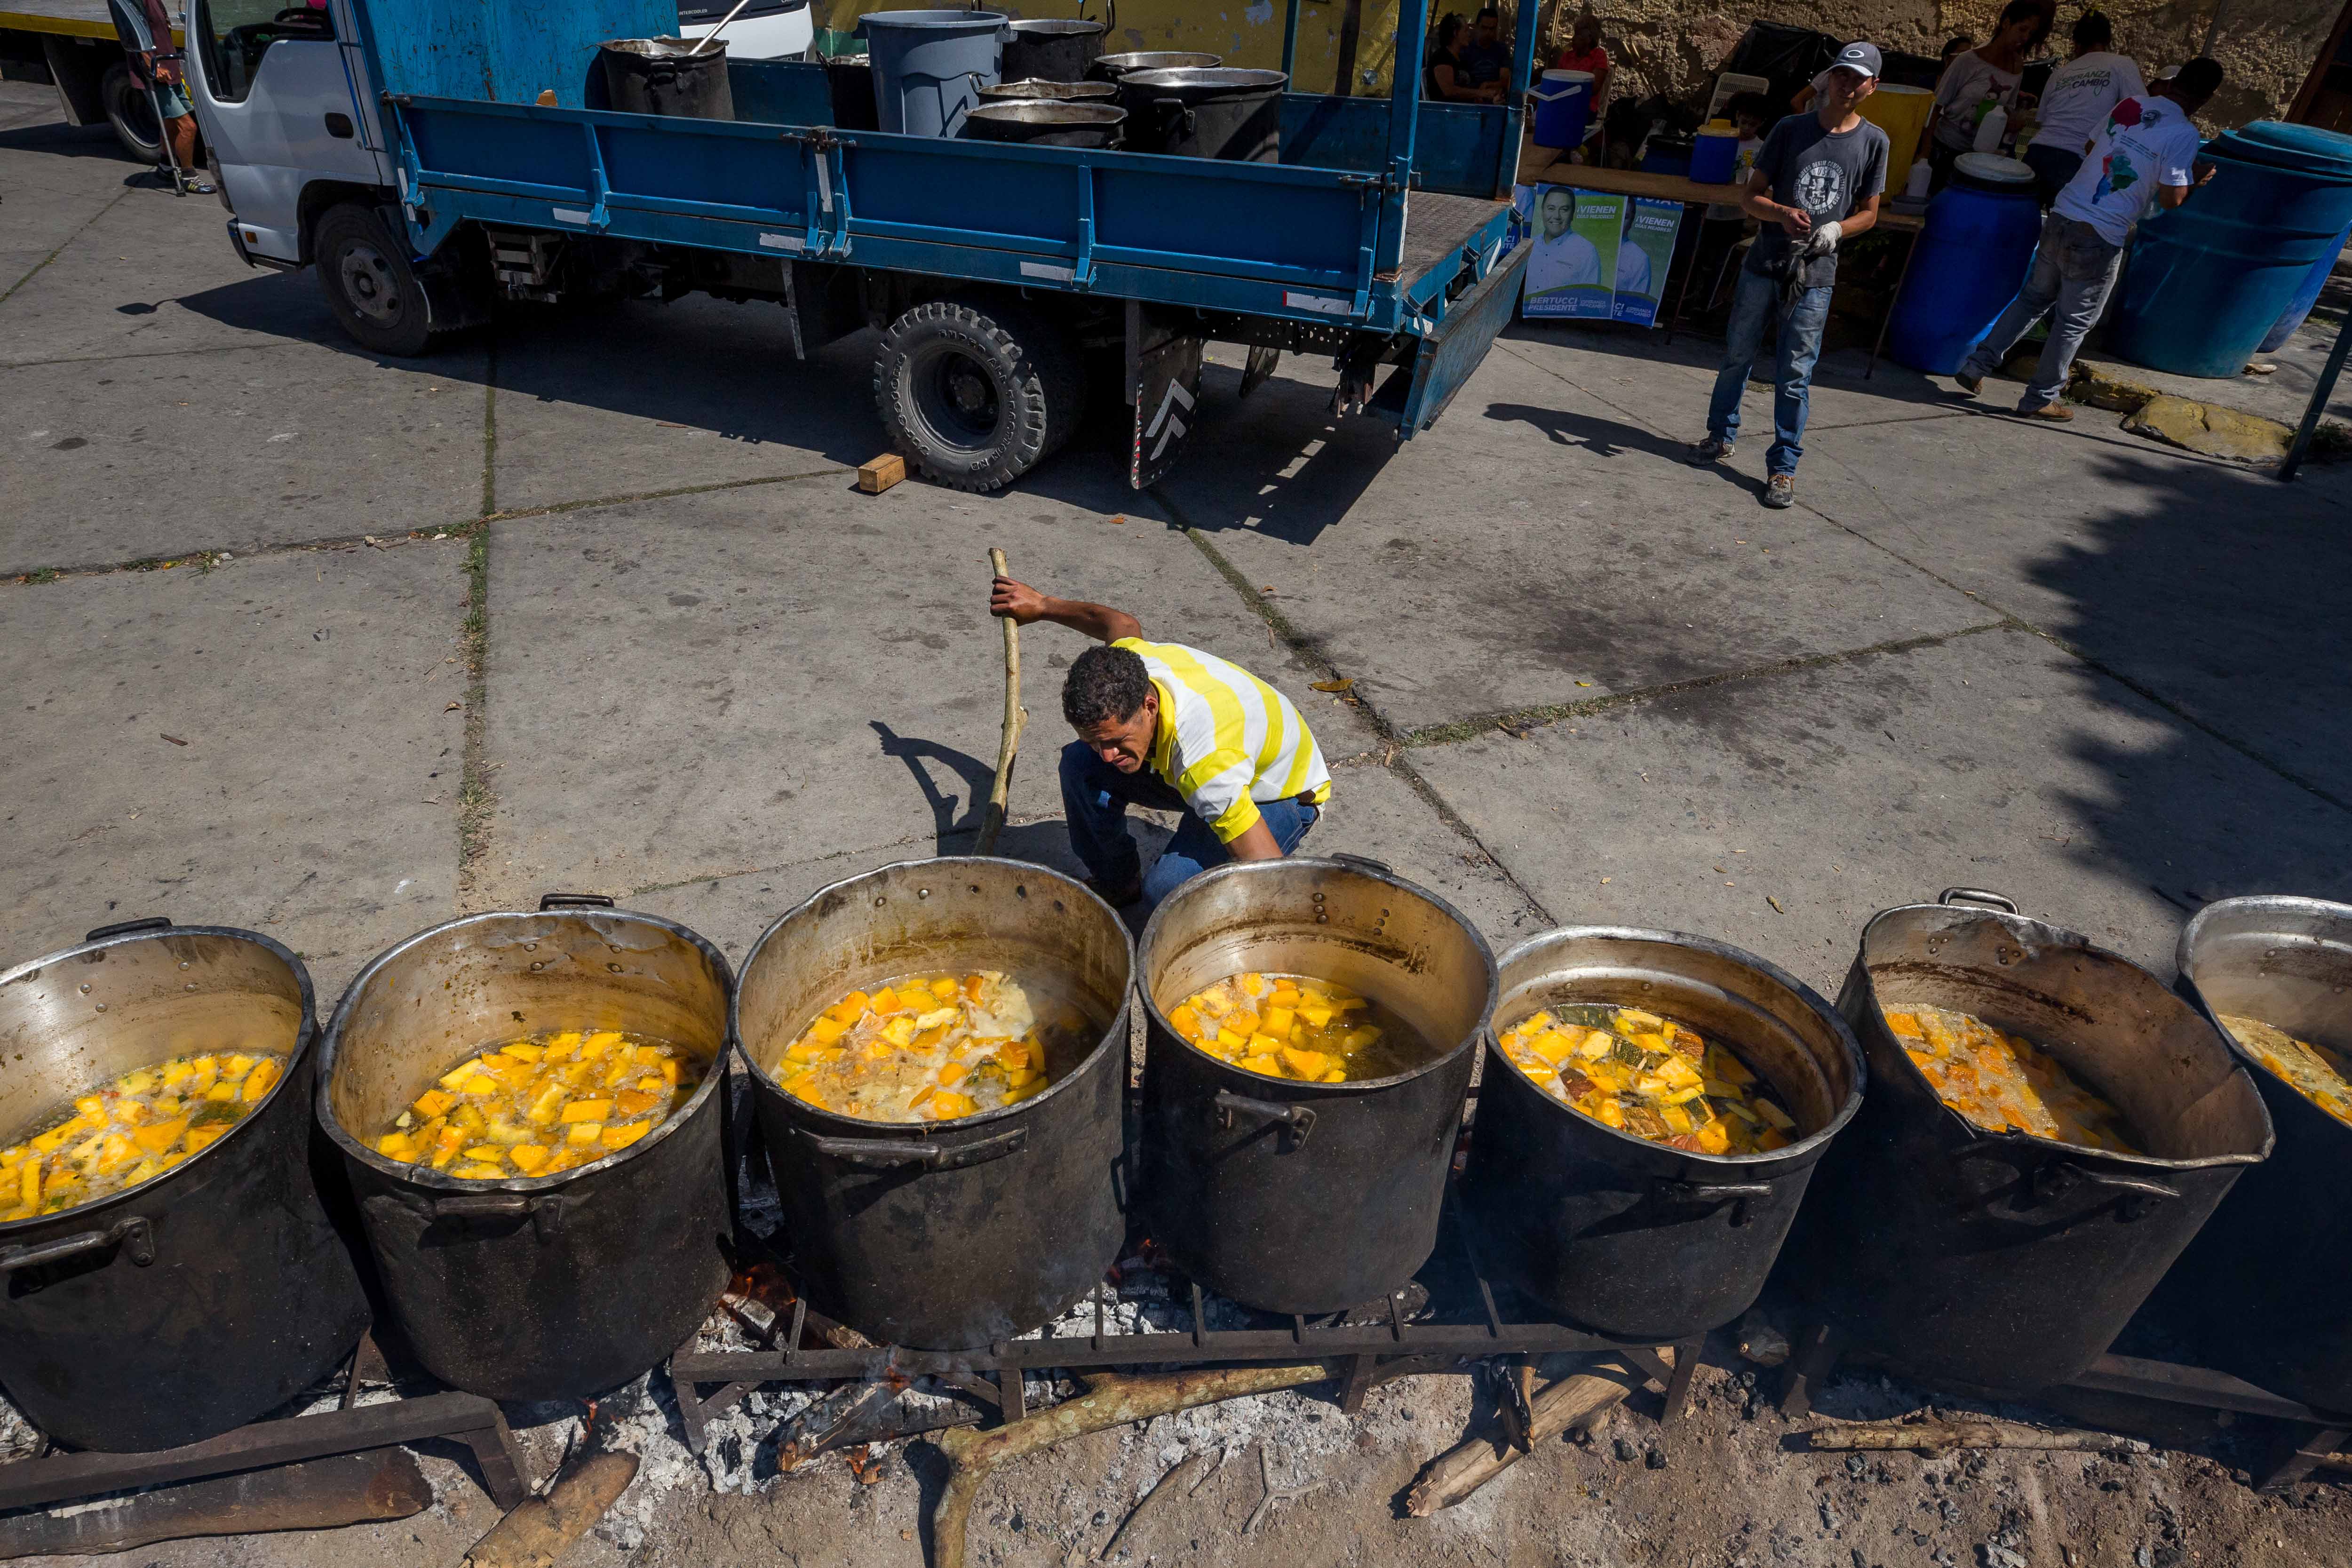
[
  {"x1": 1531, "y1": 69, "x2": 1590, "y2": 151},
  {"x1": 599, "y1": 37, "x2": 735, "y2": 120},
  {"x1": 2110, "y1": 125, "x2": 2352, "y2": 378},
  {"x1": 858, "y1": 8, "x2": 1006, "y2": 138},
  {"x1": 2257, "y1": 220, "x2": 2352, "y2": 353},
  {"x1": 1859, "y1": 82, "x2": 1933, "y2": 172},
  {"x1": 1001, "y1": 17, "x2": 1103, "y2": 83},
  {"x1": 1887, "y1": 153, "x2": 2041, "y2": 375},
  {"x1": 1641, "y1": 134, "x2": 1692, "y2": 178},
  {"x1": 1691, "y1": 126, "x2": 1741, "y2": 184}
]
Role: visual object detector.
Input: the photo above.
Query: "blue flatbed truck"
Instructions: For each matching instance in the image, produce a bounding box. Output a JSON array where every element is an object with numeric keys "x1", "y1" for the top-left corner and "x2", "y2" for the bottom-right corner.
[{"x1": 183, "y1": 0, "x2": 1537, "y2": 490}]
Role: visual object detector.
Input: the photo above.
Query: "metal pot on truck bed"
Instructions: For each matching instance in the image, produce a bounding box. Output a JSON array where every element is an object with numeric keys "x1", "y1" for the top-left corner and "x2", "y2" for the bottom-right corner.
[{"x1": 175, "y1": 0, "x2": 1540, "y2": 494}]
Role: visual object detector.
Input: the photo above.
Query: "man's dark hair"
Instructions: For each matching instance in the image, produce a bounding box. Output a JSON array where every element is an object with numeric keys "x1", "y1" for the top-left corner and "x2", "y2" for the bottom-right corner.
[
  {"x1": 2072, "y1": 11, "x2": 2112, "y2": 50},
  {"x1": 1063, "y1": 645, "x2": 1152, "y2": 729},
  {"x1": 2172, "y1": 56, "x2": 2224, "y2": 104}
]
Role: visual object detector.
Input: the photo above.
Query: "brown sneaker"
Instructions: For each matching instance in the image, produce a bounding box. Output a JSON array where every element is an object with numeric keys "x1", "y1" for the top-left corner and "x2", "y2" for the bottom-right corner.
[
  {"x1": 1761, "y1": 473, "x2": 1796, "y2": 509},
  {"x1": 2018, "y1": 404, "x2": 2075, "y2": 422}
]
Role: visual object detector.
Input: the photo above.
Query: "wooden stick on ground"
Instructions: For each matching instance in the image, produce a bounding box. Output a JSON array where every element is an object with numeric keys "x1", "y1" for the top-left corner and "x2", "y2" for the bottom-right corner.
[
  {"x1": 1802, "y1": 1418, "x2": 2151, "y2": 1456},
  {"x1": 1096, "y1": 1450, "x2": 1205, "y2": 1560},
  {"x1": 1403, "y1": 1350, "x2": 1667, "y2": 1516},
  {"x1": 977, "y1": 546, "x2": 1027, "y2": 856},
  {"x1": 460, "y1": 1450, "x2": 638, "y2": 1568},
  {"x1": 928, "y1": 1364, "x2": 1329, "y2": 1568}
]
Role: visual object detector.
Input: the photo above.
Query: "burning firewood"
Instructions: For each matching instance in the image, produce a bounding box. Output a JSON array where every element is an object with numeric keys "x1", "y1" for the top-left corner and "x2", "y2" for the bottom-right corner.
[
  {"x1": 925, "y1": 1363, "x2": 1331, "y2": 1568},
  {"x1": 1403, "y1": 1351, "x2": 1665, "y2": 1516},
  {"x1": 1801, "y1": 1418, "x2": 2151, "y2": 1455}
]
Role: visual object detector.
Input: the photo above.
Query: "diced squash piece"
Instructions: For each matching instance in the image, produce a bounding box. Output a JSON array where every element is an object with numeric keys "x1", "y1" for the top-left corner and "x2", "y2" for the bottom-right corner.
[
  {"x1": 1168, "y1": 1004, "x2": 1202, "y2": 1040},
  {"x1": 1323, "y1": 1068, "x2": 1347, "y2": 1082},
  {"x1": 1240, "y1": 1054, "x2": 1280, "y2": 1078},
  {"x1": 1530, "y1": 1030, "x2": 1577, "y2": 1065},
  {"x1": 126, "y1": 1158, "x2": 159, "y2": 1184},
  {"x1": 938, "y1": 1061, "x2": 968, "y2": 1087},
  {"x1": 1215, "y1": 1028, "x2": 1248, "y2": 1051},
  {"x1": 566, "y1": 1122, "x2": 604, "y2": 1145},
  {"x1": 660, "y1": 1057, "x2": 681, "y2": 1086},
  {"x1": 1003, "y1": 1078, "x2": 1043, "y2": 1105},
  {"x1": 560, "y1": 1099, "x2": 612, "y2": 1124},
  {"x1": 783, "y1": 1073, "x2": 826, "y2": 1108},
  {"x1": 867, "y1": 987, "x2": 901, "y2": 1014},
  {"x1": 1755, "y1": 1127, "x2": 1791, "y2": 1152},
  {"x1": 241, "y1": 1059, "x2": 282, "y2": 1102},
  {"x1": 501, "y1": 1042, "x2": 543, "y2": 1063},
  {"x1": 1281, "y1": 1046, "x2": 1328, "y2": 1080},
  {"x1": 30, "y1": 1120, "x2": 84, "y2": 1155},
  {"x1": 1756, "y1": 1098, "x2": 1797, "y2": 1131},
  {"x1": 1005, "y1": 1067, "x2": 1038, "y2": 1088},
  {"x1": 377, "y1": 1132, "x2": 416, "y2": 1160},
  {"x1": 1262, "y1": 1006, "x2": 1296, "y2": 1037},
  {"x1": 997, "y1": 1043, "x2": 1031, "y2": 1071},
  {"x1": 637, "y1": 1076, "x2": 666, "y2": 1095},
  {"x1": 526, "y1": 1084, "x2": 567, "y2": 1126},
  {"x1": 118, "y1": 1070, "x2": 156, "y2": 1095},
  {"x1": 930, "y1": 977, "x2": 961, "y2": 1000},
  {"x1": 509, "y1": 1144, "x2": 550, "y2": 1173},
  {"x1": 458, "y1": 1072, "x2": 498, "y2": 1096},
  {"x1": 1247, "y1": 1033, "x2": 1285, "y2": 1058},
  {"x1": 914, "y1": 1024, "x2": 952, "y2": 1051},
  {"x1": 200, "y1": 1082, "x2": 238, "y2": 1103},
  {"x1": 437, "y1": 1062, "x2": 481, "y2": 1092},
  {"x1": 161, "y1": 1060, "x2": 194, "y2": 1088},
  {"x1": 882, "y1": 1016, "x2": 919, "y2": 1048},
  {"x1": 601, "y1": 1122, "x2": 651, "y2": 1151},
  {"x1": 808, "y1": 1015, "x2": 848, "y2": 1045},
  {"x1": 615, "y1": 1090, "x2": 660, "y2": 1117},
  {"x1": 828, "y1": 991, "x2": 870, "y2": 1024},
  {"x1": 1696, "y1": 1121, "x2": 1732, "y2": 1155},
  {"x1": 413, "y1": 1090, "x2": 457, "y2": 1119},
  {"x1": 132, "y1": 1116, "x2": 191, "y2": 1154},
  {"x1": 453, "y1": 1163, "x2": 505, "y2": 1180},
  {"x1": 786, "y1": 1041, "x2": 830, "y2": 1064},
  {"x1": 461, "y1": 1145, "x2": 507, "y2": 1164},
  {"x1": 1298, "y1": 1005, "x2": 1334, "y2": 1030},
  {"x1": 452, "y1": 1103, "x2": 487, "y2": 1135},
  {"x1": 184, "y1": 1125, "x2": 229, "y2": 1155},
  {"x1": 17, "y1": 1162, "x2": 38, "y2": 1210},
  {"x1": 928, "y1": 1091, "x2": 976, "y2": 1120}
]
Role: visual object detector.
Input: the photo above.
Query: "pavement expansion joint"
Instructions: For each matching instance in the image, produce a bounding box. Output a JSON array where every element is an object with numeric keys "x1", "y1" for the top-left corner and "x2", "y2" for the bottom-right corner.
[
  {"x1": 0, "y1": 187, "x2": 132, "y2": 310},
  {"x1": 1, "y1": 338, "x2": 316, "y2": 373},
  {"x1": 5, "y1": 530, "x2": 465, "y2": 589},
  {"x1": 1399, "y1": 620, "x2": 2014, "y2": 748},
  {"x1": 1149, "y1": 485, "x2": 1554, "y2": 926},
  {"x1": 478, "y1": 466, "x2": 854, "y2": 525}
]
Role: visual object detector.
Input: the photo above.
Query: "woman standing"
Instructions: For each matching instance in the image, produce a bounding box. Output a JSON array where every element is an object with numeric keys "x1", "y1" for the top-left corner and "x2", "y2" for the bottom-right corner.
[{"x1": 1928, "y1": 0, "x2": 2041, "y2": 182}]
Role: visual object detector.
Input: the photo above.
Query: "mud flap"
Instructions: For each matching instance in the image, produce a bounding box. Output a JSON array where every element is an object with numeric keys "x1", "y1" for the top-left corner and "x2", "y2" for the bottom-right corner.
[
  {"x1": 1130, "y1": 333, "x2": 1204, "y2": 490},
  {"x1": 1239, "y1": 344, "x2": 1281, "y2": 400},
  {"x1": 1373, "y1": 241, "x2": 1528, "y2": 438}
]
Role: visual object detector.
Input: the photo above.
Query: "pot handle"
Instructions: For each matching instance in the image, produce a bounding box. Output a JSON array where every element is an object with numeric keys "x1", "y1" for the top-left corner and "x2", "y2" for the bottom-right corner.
[
  {"x1": 540, "y1": 892, "x2": 616, "y2": 911},
  {"x1": 84, "y1": 917, "x2": 172, "y2": 942},
  {"x1": 1152, "y1": 95, "x2": 1194, "y2": 138},
  {"x1": 805, "y1": 1127, "x2": 1029, "y2": 1171},
  {"x1": 0, "y1": 1215, "x2": 156, "y2": 1274},
  {"x1": 1651, "y1": 1178, "x2": 1772, "y2": 1227},
  {"x1": 1327, "y1": 853, "x2": 1394, "y2": 876},
  {"x1": 1214, "y1": 1089, "x2": 1317, "y2": 1150},
  {"x1": 1938, "y1": 888, "x2": 2020, "y2": 915},
  {"x1": 1981, "y1": 1161, "x2": 2180, "y2": 1225},
  {"x1": 430, "y1": 1191, "x2": 569, "y2": 1241}
]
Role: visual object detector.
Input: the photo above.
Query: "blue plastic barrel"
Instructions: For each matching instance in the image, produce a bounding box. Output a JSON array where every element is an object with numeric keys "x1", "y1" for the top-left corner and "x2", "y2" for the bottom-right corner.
[
  {"x1": 2110, "y1": 121, "x2": 2352, "y2": 377},
  {"x1": 1691, "y1": 126, "x2": 1741, "y2": 184},
  {"x1": 859, "y1": 9, "x2": 1005, "y2": 137},
  {"x1": 2257, "y1": 221, "x2": 2350, "y2": 353},
  {"x1": 1531, "y1": 70, "x2": 1591, "y2": 151},
  {"x1": 1888, "y1": 152, "x2": 2043, "y2": 375}
]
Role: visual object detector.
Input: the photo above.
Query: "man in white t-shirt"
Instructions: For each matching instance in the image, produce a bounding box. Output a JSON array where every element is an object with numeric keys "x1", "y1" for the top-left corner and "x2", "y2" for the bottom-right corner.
[
  {"x1": 2025, "y1": 12, "x2": 2145, "y2": 202},
  {"x1": 1955, "y1": 58, "x2": 2221, "y2": 420}
]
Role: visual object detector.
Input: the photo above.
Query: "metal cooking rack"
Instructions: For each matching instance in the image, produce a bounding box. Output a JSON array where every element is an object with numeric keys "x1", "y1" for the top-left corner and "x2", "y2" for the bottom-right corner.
[
  {"x1": 1780, "y1": 1323, "x2": 2352, "y2": 1492},
  {"x1": 0, "y1": 1332, "x2": 532, "y2": 1517},
  {"x1": 672, "y1": 1194, "x2": 1705, "y2": 1452}
]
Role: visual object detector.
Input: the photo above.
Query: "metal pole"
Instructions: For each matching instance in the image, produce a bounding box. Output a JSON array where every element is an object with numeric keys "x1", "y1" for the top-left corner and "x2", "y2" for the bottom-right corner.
[
  {"x1": 1280, "y1": 0, "x2": 1301, "y2": 81},
  {"x1": 2278, "y1": 305, "x2": 2351, "y2": 482},
  {"x1": 1374, "y1": 0, "x2": 1430, "y2": 276},
  {"x1": 1500, "y1": 0, "x2": 1538, "y2": 191}
]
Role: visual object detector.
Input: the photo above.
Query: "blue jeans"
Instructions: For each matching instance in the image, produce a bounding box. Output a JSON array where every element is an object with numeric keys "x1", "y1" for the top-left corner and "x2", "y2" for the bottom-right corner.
[
  {"x1": 1707, "y1": 267, "x2": 1832, "y2": 476},
  {"x1": 1058, "y1": 741, "x2": 1320, "y2": 912},
  {"x1": 2022, "y1": 143, "x2": 2084, "y2": 207},
  {"x1": 1960, "y1": 211, "x2": 2122, "y2": 411}
]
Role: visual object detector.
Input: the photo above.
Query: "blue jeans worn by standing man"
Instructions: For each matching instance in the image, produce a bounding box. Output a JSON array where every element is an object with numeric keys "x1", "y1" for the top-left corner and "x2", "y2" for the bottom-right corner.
[
  {"x1": 1959, "y1": 211, "x2": 2123, "y2": 411},
  {"x1": 1706, "y1": 267, "x2": 1834, "y2": 476},
  {"x1": 1059, "y1": 742, "x2": 1319, "y2": 912},
  {"x1": 2021, "y1": 143, "x2": 2085, "y2": 207}
]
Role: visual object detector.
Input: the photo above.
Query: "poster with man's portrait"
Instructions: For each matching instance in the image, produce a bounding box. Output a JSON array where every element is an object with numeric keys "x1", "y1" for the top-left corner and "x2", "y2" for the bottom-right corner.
[{"x1": 1514, "y1": 184, "x2": 1681, "y2": 327}]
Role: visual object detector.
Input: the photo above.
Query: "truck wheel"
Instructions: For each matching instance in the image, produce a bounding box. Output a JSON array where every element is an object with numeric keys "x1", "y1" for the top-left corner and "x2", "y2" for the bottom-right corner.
[
  {"x1": 314, "y1": 204, "x2": 437, "y2": 357},
  {"x1": 872, "y1": 298, "x2": 1083, "y2": 493},
  {"x1": 100, "y1": 62, "x2": 164, "y2": 165}
]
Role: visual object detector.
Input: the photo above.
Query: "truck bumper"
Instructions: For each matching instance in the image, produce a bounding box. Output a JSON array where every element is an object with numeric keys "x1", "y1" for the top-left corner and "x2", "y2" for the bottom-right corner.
[{"x1": 227, "y1": 218, "x2": 302, "y2": 272}]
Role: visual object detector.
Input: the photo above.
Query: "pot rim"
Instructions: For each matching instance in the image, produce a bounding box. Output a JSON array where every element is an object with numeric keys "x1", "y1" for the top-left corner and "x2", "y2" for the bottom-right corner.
[
  {"x1": 0, "y1": 920, "x2": 316, "y2": 1234},
  {"x1": 1484, "y1": 923, "x2": 1866, "y2": 1167},
  {"x1": 1136, "y1": 855, "x2": 1500, "y2": 1094},
  {"x1": 316, "y1": 904, "x2": 735, "y2": 1192},
  {"x1": 2175, "y1": 891, "x2": 2352, "y2": 1109},
  {"x1": 1858, "y1": 889, "x2": 2273, "y2": 1170},
  {"x1": 1006, "y1": 16, "x2": 1105, "y2": 32},
  {"x1": 732, "y1": 857, "x2": 1135, "y2": 1134}
]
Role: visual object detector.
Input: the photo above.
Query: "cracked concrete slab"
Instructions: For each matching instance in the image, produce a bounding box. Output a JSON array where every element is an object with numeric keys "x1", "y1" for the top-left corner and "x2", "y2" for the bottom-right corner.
[
  {"x1": 1411, "y1": 625, "x2": 2352, "y2": 998},
  {"x1": 0, "y1": 540, "x2": 469, "y2": 1002}
]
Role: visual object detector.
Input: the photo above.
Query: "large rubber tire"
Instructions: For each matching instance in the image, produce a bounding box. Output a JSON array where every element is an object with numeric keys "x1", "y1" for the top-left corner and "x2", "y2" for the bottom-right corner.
[
  {"x1": 100, "y1": 61, "x2": 164, "y2": 165},
  {"x1": 313, "y1": 203, "x2": 437, "y2": 357},
  {"x1": 871, "y1": 297, "x2": 1085, "y2": 493}
]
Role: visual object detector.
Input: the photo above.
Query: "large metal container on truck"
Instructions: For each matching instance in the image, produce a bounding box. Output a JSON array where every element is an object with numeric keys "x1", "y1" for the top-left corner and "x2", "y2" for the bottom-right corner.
[
  {"x1": 1136, "y1": 857, "x2": 1495, "y2": 1315},
  {"x1": 1116, "y1": 66, "x2": 1285, "y2": 162},
  {"x1": 1000, "y1": 15, "x2": 1103, "y2": 83},
  {"x1": 2164, "y1": 895, "x2": 2352, "y2": 1410},
  {"x1": 318, "y1": 896, "x2": 735, "y2": 1401},
  {"x1": 1776, "y1": 889, "x2": 2272, "y2": 1399},
  {"x1": 0, "y1": 919, "x2": 369, "y2": 1451},
  {"x1": 735, "y1": 860, "x2": 1133, "y2": 1350},
  {"x1": 1463, "y1": 927, "x2": 1864, "y2": 1343},
  {"x1": 2110, "y1": 122, "x2": 2352, "y2": 378}
]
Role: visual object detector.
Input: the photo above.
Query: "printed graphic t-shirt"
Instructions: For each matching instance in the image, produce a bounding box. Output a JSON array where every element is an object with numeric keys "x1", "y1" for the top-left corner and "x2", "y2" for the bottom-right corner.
[
  {"x1": 1933, "y1": 51, "x2": 2023, "y2": 150},
  {"x1": 2054, "y1": 95, "x2": 2202, "y2": 247},
  {"x1": 2033, "y1": 51, "x2": 2147, "y2": 155},
  {"x1": 1745, "y1": 113, "x2": 1889, "y2": 287}
]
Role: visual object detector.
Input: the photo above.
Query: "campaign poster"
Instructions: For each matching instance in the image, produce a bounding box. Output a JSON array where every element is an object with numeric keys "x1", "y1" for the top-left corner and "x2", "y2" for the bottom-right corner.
[
  {"x1": 1609, "y1": 197, "x2": 1681, "y2": 327},
  {"x1": 1519, "y1": 185, "x2": 1621, "y2": 320}
]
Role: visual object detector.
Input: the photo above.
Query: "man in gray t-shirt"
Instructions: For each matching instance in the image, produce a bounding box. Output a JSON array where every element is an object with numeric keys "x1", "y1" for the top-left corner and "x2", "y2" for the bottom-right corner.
[{"x1": 1689, "y1": 40, "x2": 1890, "y2": 509}]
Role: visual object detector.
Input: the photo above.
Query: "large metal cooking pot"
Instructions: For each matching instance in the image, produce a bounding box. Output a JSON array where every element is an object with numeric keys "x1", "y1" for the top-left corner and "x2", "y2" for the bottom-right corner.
[
  {"x1": 962, "y1": 99, "x2": 1126, "y2": 148},
  {"x1": 1138, "y1": 856, "x2": 1496, "y2": 1315},
  {"x1": 1777, "y1": 890, "x2": 2272, "y2": 1398},
  {"x1": 736, "y1": 859, "x2": 1131, "y2": 1350},
  {"x1": 979, "y1": 77, "x2": 1115, "y2": 103},
  {"x1": 1087, "y1": 49, "x2": 1217, "y2": 81},
  {"x1": 2165, "y1": 895, "x2": 2352, "y2": 1409},
  {"x1": 319, "y1": 896, "x2": 734, "y2": 1402},
  {"x1": 1001, "y1": 16, "x2": 1104, "y2": 82},
  {"x1": 1462, "y1": 928, "x2": 1864, "y2": 1341},
  {"x1": 1116, "y1": 66, "x2": 1286, "y2": 161},
  {"x1": 0, "y1": 919, "x2": 368, "y2": 1451}
]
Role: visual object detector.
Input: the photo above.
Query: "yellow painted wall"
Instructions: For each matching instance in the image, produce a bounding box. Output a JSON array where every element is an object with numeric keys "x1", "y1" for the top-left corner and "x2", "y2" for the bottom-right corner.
[{"x1": 812, "y1": 0, "x2": 1406, "y2": 96}]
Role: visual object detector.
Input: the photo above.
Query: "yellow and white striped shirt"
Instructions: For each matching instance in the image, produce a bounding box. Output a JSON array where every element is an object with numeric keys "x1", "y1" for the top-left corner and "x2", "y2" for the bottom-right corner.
[{"x1": 1113, "y1": 637, "x2": 1332, "y2": 844}]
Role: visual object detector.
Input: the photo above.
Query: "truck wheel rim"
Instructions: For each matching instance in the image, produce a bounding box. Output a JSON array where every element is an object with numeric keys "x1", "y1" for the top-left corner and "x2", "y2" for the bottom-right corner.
[
  {"x1": 338, "y1": 244, "x2": 405, "y2": 327},
  {"x1": 910, "y1": 343, "x2": 1002, "y2": 449}
]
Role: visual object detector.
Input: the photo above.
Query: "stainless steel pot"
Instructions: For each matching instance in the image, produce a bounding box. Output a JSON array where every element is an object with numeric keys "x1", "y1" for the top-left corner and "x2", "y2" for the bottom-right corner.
[
  {"x1": 736, "y1": 859, "x2": 1132, "y2": 1349},
  {"x1": 1462, "y1": 927, "x2": 1864, "y2": 1340},
  {"x1": 319, "y1": 895, "x2": 734, "y2": 1401},
  {"x1": 0, "y1": 918, "x2": 368, "y2": 1450},
  {"x1": 1088, "y1": 49, "x2": 1218, "y2": 80},
  {"x1": 1137, "y1": 856, "x2": 1496, "y2": 1314},
  {"x1": 2166, "y1": 895, "x2": 2352, "y2": 1408},
  {"x1": 979, "y1": 77, "x2": 1116, "y2": 101}
]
